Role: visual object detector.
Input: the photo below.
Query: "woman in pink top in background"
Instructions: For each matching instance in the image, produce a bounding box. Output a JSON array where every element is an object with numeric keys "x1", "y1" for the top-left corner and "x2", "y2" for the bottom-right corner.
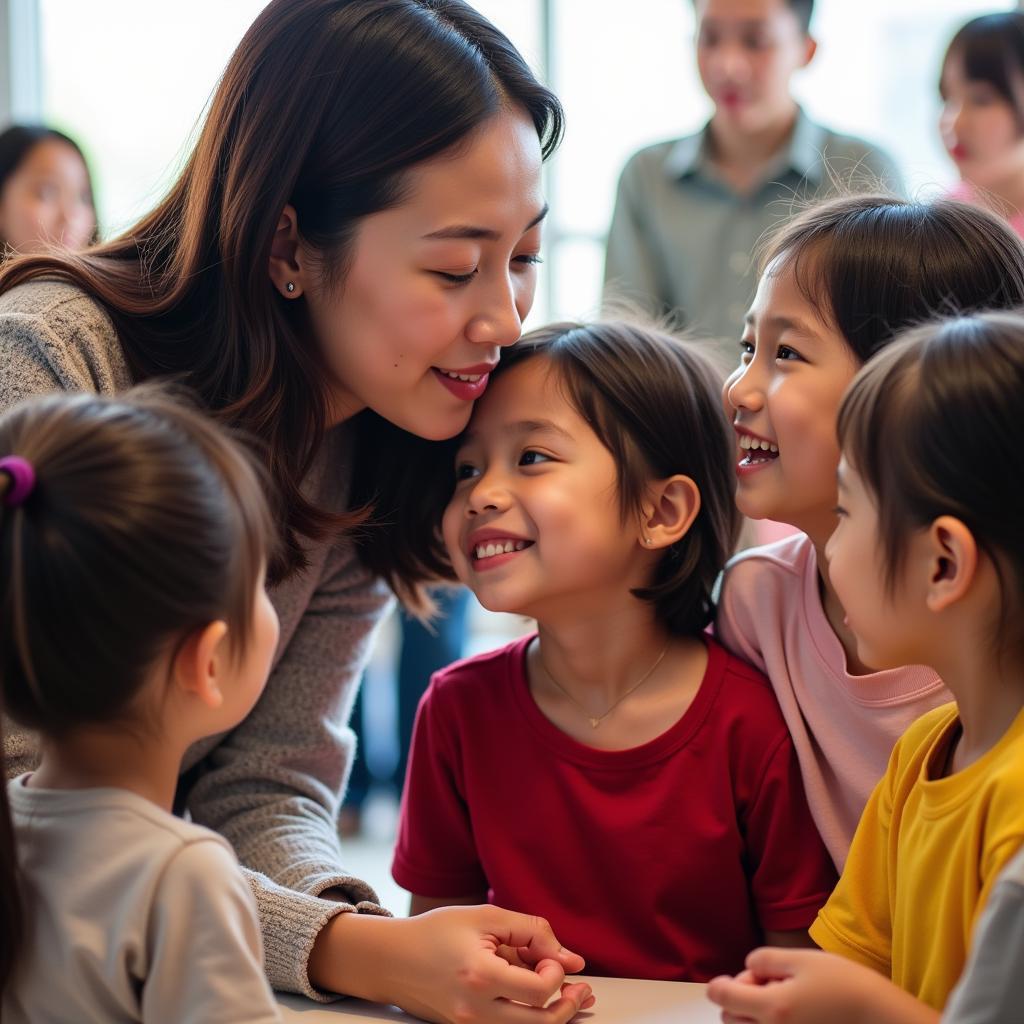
[
  {"x1": 941, "y1": 13, "x2": 1024, "y2": 238},
  {"x1": 714, "y1": 194, "x2": 1024, "y2": 868}
]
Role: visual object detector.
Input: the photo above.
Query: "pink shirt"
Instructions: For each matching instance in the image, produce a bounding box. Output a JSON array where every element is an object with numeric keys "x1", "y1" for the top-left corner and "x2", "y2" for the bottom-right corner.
[
  {"x1": 948, "y1": 180, "x2": 1024, "y2": 239},
  {"x1": 715, "y1": 533, "x2": 950, "y2": 869}
]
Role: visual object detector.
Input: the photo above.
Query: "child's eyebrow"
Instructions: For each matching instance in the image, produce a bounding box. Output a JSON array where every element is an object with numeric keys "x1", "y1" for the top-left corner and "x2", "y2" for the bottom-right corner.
[
  {"x1": 758, "y1": 314, "x2": 821, "y2": 338},
  {"x1": 460, "y1": 418, "x2": 574, "y2": 447},
  {"x1": 510, "y1": 418, "x2": 575, "y2": 441}
]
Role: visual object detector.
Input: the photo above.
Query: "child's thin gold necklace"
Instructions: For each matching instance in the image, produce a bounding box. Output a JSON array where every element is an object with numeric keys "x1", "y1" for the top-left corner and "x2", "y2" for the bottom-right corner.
[{"x1": 537, "y1": 641, "x2": 671, "y2": 729}]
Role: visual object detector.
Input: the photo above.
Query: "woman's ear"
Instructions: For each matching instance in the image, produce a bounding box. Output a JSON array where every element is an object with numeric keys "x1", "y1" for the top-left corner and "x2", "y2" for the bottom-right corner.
[
  {"x1": 268, "y1": 203, "x2": 307, "y2": 299},
  {"x1": 923, "y1": 515, "x2": 979, "y2": 614},
  {"x1": 639, "y1": 475, "x2": 701, "y2": 550},
  {"x1": 172, "y1": 620, "x2": 230, "y2": 710}
]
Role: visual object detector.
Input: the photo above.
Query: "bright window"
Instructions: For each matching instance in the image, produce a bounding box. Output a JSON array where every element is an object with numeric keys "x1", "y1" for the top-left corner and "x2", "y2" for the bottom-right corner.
[{"x1": 37, "y1": 0, "x2": 1015, "y2": 325}]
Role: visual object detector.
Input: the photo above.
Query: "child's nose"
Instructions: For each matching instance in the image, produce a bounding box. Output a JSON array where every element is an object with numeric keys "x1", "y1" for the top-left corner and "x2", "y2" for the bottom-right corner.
[
  {"x1": 467, "y1": 473, "x2": 509, "y2": 515},
  {"x1": 725, "y1": 360, "x2": 765, "y2": 412}
]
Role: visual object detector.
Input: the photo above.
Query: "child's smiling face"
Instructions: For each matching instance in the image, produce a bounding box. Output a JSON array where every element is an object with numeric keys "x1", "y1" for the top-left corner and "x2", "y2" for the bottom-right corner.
[
  {"x1": 442, "y1": 356, "x2": 651, "y2": 621},
  {"x1": 723, "y1": 253, "x2": 860, "y2": 543}
]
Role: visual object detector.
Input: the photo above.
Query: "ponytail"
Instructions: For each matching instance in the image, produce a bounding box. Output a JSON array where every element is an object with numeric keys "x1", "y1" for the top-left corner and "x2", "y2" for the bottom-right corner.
[{"x1": 0, "y1": 388, "x2": 275, "y2": 992}]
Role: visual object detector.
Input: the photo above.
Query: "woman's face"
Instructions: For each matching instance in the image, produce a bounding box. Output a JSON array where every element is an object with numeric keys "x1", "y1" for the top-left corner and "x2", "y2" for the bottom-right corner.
[
  {"x1": 940, "y1": 53, "x2": 1024, "y2": 192},
  {"x1": 303, "y1": 109, "x2": 546, "y2": 441},
  {"x1": 0, "y1": 138, "x2": 95, "y2": 254}
]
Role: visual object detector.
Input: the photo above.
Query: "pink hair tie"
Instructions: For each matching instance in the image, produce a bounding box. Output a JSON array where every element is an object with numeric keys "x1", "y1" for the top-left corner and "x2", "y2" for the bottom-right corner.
[{"x1": 0, "y1": 456, "x2": 36, "y2": 507}]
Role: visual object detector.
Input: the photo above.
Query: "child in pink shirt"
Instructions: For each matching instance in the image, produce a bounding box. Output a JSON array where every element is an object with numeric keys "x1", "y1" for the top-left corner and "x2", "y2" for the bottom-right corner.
[
  {"x1": 940, "y1": 14, "x2": 1024, "y2": 240},
  {"x1": 715, "y1": 194, "x2": 1024, "y2": 868}
]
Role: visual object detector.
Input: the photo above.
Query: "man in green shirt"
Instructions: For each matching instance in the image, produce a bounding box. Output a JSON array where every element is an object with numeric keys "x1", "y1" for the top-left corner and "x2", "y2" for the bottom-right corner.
[{"x1": 604, "y1": 0, "x2": 902, "y2": 370}]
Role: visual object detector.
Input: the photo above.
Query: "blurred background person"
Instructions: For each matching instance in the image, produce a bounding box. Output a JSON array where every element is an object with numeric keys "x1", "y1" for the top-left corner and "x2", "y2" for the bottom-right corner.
[
  {"x1": 940, "y1": 11, "x2": 1024, "y2": 237},
  {"x1": 603, "y1": 0, "x2": 902, "y2": 370},
  {"x1": 0, "y1": 125, "x2": 96, "y2": 258}
]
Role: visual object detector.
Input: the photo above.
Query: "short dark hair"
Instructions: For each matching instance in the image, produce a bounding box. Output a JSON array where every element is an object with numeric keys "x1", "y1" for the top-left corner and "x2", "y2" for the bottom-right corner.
[
  {"x1": 787, "y1": 0, "x2": 814, "y2": 33},
  {"x1": 942, "y1": 13, "x2": 1024, "y2": 129},
  {"x1": 837, "y1": 312, "x2": 1024, "y2": 656},
  {"x1": 485, "y1": 320, "x2": 740, "y2": 637},
  {"x1": 693, "y1": 0, "x2": 814, "y2": 34},
  {"x1": 759, "y1": 194, "x2": 1024, "y2": 363}
]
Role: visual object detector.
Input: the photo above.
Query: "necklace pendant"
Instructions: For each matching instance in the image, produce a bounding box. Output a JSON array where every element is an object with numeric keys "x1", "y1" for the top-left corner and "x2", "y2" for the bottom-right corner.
[{"x1": 589, "y1": 717, "x2": 601, "y2": 729}]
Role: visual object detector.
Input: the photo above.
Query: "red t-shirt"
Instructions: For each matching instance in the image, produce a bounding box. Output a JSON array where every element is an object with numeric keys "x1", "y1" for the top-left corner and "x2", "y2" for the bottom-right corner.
[{"x1": 392, "y1": 635, "x2": 837, "y2": 982}]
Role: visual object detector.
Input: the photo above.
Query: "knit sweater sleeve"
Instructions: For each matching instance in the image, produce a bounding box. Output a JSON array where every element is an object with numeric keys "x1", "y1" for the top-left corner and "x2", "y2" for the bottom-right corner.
[
  {"x1": 0, "y1": 280, "x2": 132, "y2": 408},
  {"x1": 0, "y1": 282, "x2": 397, "y2": 1000},
  {"x1": 186, "y1": 529, "x2": 395, "y2": 998}
]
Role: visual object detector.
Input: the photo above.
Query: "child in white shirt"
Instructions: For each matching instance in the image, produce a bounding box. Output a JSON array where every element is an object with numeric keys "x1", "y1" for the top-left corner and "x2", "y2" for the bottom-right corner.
[{"x1": 0, "y1": 388, "x2": 282, "y2": 1023}]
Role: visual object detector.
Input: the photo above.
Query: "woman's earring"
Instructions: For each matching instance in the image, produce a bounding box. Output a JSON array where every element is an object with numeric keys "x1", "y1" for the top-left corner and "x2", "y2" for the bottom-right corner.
[
  {"x1": 286, "y1": 282, "x2": 296, "y2": 294},
  {"x1": 644, "y1": 537, "x2": 653, "y2": 545}
]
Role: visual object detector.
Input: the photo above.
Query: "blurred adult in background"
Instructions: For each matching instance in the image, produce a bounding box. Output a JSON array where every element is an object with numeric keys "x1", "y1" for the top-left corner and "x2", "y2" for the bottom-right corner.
[
  {"x1": 940, "y1": 11, "x2": 1024, "y2": 237},
  {"x1": 0, "y1": 125, "x2": 96, "y2": 257},
  {"x1": 604, "y1": 0, "x2": 902, "y2": 370}
]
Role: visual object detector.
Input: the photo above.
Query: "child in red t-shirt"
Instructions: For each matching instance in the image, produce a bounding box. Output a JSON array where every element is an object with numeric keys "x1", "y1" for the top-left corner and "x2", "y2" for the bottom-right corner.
[{"x1": 392, "y1": 321, "x2": 836, "y2": 982}]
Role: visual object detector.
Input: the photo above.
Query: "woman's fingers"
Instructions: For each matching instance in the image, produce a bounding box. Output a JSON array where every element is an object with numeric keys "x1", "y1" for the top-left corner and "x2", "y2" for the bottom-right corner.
[
  {"x1": 484, "y1": 909, "x2": 586, "y2": 974},
  {"x1": 482, "y1": 956, "x2": 569, "y2": 1007},
  {"x1": 487, "y1": 981, "x2": 594, "y2": 1024}
]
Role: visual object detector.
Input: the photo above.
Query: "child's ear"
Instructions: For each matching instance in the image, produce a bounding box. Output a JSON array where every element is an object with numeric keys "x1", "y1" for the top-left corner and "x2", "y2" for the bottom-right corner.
[
  {"x1": 172, "y1": 621, "x2": 230, "y2": 710},
  {"x1": 923, "y1": 515, "x2": 978, "y2": 614},
  {"x1": 640, "y1": 475, "x2": 701, "y2": 550}
]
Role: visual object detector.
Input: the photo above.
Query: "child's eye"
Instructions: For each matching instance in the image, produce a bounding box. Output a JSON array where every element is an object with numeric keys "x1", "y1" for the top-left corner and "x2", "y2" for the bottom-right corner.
[
  {"x1": 739, "y1": 339, "x2": 754, "y2": 359},
  {"x1": 833, "y1": 505, "x2": 847, "y2": 518},
  {"x1": 455, "y1": 462, "x2": 480, "y2": 481},
  {"x1": 776, "y1": 345, "x2": 803, "y2": 362},
  {"x1": 514, "y1": 253, "x2": 543, "y2": 268},
  {"x1": 519, "y1": 449, "x2": 551, "y2": 467},
  {"x1": 435, "y1": 269, "x2": 478, "y2": 285}
]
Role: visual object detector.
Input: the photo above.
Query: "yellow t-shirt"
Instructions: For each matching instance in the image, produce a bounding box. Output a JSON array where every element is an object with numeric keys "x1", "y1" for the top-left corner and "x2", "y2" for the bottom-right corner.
[{"x1": 810, "y1": 702, "x2": 1024, "y2": 1010}]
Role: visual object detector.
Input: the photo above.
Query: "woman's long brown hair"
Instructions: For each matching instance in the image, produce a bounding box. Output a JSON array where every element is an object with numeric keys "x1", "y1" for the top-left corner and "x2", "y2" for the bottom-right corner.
[{"x1": 0, "y1": 0, "x2": 563, "y2": 596}]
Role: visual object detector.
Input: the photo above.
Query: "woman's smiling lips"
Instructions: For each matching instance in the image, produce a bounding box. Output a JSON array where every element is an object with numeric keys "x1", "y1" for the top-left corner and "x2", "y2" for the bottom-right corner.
[
  {"x1": 465, "y1": 528, "x2": 534, "y2": 570},
  {"x1": 432, "y1": 362, "x2": 497, "y2": 401}
]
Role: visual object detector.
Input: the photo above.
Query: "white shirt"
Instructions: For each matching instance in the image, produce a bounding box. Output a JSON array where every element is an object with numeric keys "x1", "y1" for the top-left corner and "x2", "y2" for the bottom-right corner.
[{"x1": 3, "y1": 775, "x2": 282, "y2": 1023}]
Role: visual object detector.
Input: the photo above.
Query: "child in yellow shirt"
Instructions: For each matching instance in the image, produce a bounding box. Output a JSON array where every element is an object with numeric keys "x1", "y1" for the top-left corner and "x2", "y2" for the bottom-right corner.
[{"x1": 708, "y1": 311, "x2": 1024, "y2": 1022}]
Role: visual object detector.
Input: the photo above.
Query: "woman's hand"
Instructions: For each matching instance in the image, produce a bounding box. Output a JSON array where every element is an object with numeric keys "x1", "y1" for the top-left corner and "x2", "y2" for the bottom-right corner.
[
  {"x1": 310, "y1": 904, "x2": 595, "y2": 1024},
  {"x1": 706, "y1": 947, "x2": 939, "y2": 1024}
]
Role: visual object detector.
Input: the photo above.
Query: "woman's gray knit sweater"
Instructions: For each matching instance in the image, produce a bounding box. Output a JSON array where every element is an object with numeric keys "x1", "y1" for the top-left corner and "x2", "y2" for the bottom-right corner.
[{"x1": 0, "y1": 280, "x2": 394, "y2": 1000}]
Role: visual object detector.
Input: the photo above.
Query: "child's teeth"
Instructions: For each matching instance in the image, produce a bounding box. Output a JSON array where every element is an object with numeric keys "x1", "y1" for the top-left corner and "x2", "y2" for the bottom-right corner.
[
  {"x1": 473, "y1": 539, "x2": 529, "y2": 560},
  {"x1": 739, "y1": 435, "x2": 778, "y2": 453}
]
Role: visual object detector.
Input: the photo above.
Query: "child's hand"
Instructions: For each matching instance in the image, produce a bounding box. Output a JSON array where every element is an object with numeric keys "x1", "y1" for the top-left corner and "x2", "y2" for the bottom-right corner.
[{"x1": 706, "y1": 947, "x2": 938, "y2": 1024}]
